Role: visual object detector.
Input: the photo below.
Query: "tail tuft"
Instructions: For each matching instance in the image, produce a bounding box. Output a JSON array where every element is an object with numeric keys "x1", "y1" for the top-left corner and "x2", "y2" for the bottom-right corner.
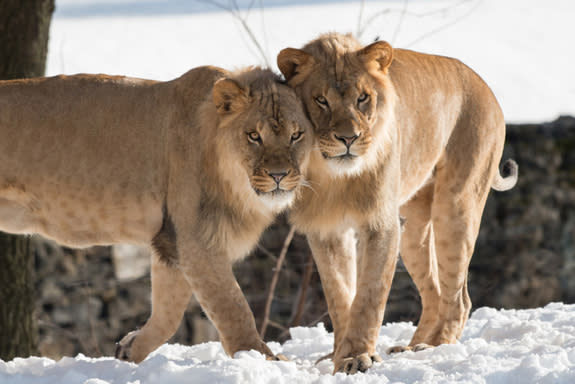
[{"x1": 492, "y1": 159, "x2": 518, "y2": 191}]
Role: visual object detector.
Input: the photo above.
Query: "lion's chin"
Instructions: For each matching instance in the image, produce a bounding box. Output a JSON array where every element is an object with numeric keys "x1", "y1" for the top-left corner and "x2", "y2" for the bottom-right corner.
[
  {"x1": 323, "y1": 154, "x2": 366, "y2": 177},
  {"x1": 256, "y1": 189, "x2": 295, "y2": 212}
]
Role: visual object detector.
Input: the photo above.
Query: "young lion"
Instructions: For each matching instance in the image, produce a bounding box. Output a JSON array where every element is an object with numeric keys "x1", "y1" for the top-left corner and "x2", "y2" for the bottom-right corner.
[
  {"x1": 278, "y1": 33, "x2": 518, "y2": 374},
  {"x1": 0, "y1": 67, "x2": 313, "y2": 362}
]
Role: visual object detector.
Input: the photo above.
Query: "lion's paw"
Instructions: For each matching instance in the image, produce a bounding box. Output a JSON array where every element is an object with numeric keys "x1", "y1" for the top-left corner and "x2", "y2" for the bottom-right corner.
[
  {"x1": 335, "y1": 352, "x2": 382, "y2": 374},
  {"x1": 412, "y1": 343, "x2": 433, "y2": 352},
  {"x1": 386, "y1": 345, "x2": 411, "y2": 354},
  {"x1": 115, "y1": 330, "x2": 140, "y2": 362},
  {"x1": 387, "y1": 343, "x2": 433, "y2": 354},
  {"x1": 266, "y1": 353, "x2": 289, "y2": 362}
]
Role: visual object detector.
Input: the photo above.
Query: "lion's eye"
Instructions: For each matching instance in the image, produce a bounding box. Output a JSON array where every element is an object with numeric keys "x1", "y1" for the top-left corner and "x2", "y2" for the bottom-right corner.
[
  {"x1": 248, "y1": 131, "x2": 261, "y2": 143},
  {"x1": 291, "y1": 131, "x2": 303, "y2": 143},
  {"x1": 315, "y1": 96, "x2": 329, "y2": 108},
  {"x1": 357, "y1": 92, "x2": 369, "y2": 104}
]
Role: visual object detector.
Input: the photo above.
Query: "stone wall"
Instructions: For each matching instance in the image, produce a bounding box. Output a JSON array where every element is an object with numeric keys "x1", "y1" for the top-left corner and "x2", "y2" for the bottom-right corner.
[{"x1": 32, "y1": 116, "x2": 575, "y2": 359}]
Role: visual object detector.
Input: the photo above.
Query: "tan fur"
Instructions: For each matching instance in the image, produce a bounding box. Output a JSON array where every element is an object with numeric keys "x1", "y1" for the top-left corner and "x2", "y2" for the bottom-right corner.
[
  {"x1": 0, "y1": 66, "x2": 313, "y2": 362},
  {"x1": 278, "y1": 33, "x2": 517, "y2": 373}
]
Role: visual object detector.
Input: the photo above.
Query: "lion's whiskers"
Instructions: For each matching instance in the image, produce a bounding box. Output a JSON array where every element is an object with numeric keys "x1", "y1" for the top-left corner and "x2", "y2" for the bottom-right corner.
[{"x1": 299, "y1": 178, "x2": 318, "y2": 197}]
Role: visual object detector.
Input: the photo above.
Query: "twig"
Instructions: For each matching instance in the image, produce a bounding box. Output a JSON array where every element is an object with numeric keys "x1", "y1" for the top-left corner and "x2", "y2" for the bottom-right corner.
[
  {"x1": 306, "y1": 311, "x2": 330, "y2": 328},
  {"x1": 235, "y1": 15, "x2": 271, "y2": 67},
  {"x1": 198, "y1": 0, "x2": 271, "y2": 67},
  {"x1": 259, "y1": 226, "x2": 295, "y2": 338},
  {"x1": 257, "y1": 244, "x2": 278, "y2": 262},
  {"x1": 267, "y1": 320, "x2": 288, "y2": 332},
  {"x1": 289, "y1": 252, "x2": 314, "y2": 327},
  {"x1": 356, "y1": 0, "x2": 365, "y2": 38},
  {"x1": 357, "y1": 8, "x2": 391, "y2": 39},
  {"x1": 355, "y1": 0, "x2": 478, "y2": 43},
  {"x1": 405, "y1": 0, "x2": 483, "y2": 48},
  {"x1": 391, "y1": 0, "x2": 409, "y2": 44}
]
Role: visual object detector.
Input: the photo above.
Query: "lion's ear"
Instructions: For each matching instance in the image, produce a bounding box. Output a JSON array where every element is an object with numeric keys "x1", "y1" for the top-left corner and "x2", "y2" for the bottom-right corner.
[
  {"x1": 212, "y1": 78, "x2": 249, "y2": 115},
  {"x1": 277, "y1": 48, "x2": 315, "y2": 85},
  {"x1": 359, "y1": 40, "x2": 393, "y2": 75}
]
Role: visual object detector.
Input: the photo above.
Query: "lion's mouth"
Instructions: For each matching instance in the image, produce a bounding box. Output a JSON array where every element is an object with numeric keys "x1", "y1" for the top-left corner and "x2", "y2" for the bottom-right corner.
[
  {"x1": 322, "y1": 152, "x2": 358, "y2": 161},
  {"x1": 254, "y1": 186, "x2": 296, "y2": 211},
  {"x1": 255, "y1": 187, "x2": 293, "y2": 196}
]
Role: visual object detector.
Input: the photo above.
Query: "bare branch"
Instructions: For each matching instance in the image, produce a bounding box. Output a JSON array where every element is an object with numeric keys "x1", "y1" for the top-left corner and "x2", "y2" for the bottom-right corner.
[
  {"x1": 391, "y1": 0, "x2": 409, "y2": 44},
  {"x1": 405, "y1": 0, "x2": 483, "y2": 47},
  {"x1": 257, "y1": 243, "x2": 278, "y2": 262},
  {"x1": 259, "y1": 226, "x2": 296, "y2": 339},
  {"x1": 267, "y1": 320, "x2": 288, "y2": 332},
  {"x1": 289, "y1": 252, "x2": 314, "y2": 327},
  {"x1": 306, "y1": 311, "x2": 330, "y2": 328},
  {"x1": 355, "y1": 0, "x2": 478, "y2": 43},
  {"x1": 356, "y1": 0, "x2": 365, "y2": 38},
  {"x1": 235, "y1": 15, "x2": 271, "y2": 67},
  {"x1": 198, "y1": 0, "x2": 271, "y2": 67},
  {"x1": 197, "y1": 0, "x2": 232, "y2": 12},
  {"x1": 357, "y1": 9, "x2": 390, "y2": 39}
]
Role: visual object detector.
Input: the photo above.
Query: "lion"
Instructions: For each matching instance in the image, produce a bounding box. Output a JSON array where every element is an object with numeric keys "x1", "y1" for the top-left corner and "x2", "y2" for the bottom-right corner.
[
  {"x1": 0, "y1": 66, "x2": 313, "y2": 363},
  {"x1": 277, "y1": 33, "x2": 518, "y2": 374}
]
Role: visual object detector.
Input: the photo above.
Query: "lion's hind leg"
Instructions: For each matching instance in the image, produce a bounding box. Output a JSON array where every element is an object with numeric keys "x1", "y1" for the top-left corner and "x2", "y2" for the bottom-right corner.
[
  {"x1": 423, "y1": 136, "x2": 500, "y2": 347},
  {"x1": 388, "y1": 183, "x2": 440, "y2": 354}
]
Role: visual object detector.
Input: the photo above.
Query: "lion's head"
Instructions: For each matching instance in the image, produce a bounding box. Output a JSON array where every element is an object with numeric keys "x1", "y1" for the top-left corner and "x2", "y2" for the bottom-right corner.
[
  {"x1": 277, "y1": 33, "x2": 395, "y2": 176},
  {"x1": 211, "y1": 68, "x2": 313, "y2": 211}
]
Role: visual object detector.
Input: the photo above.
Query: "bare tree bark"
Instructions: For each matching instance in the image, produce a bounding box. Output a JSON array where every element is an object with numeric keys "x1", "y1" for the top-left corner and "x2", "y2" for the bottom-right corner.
[
  {"x1": 0, "y1": 0, "x2": 55, "y2": 361},
  {"x1": 0, "y1": 236, "x2": 38, "y2": 360}
]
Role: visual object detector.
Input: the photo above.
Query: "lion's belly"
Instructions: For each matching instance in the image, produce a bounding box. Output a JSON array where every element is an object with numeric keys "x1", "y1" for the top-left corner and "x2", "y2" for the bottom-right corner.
[{"x1": 0, "y1": 180, "x2": 163, "y2": 248}]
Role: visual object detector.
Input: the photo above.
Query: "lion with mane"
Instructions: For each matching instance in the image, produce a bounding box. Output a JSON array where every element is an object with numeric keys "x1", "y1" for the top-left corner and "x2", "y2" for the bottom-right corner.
[{"x1": 0, "y1": 66, "x2": 313, "y2": 362}]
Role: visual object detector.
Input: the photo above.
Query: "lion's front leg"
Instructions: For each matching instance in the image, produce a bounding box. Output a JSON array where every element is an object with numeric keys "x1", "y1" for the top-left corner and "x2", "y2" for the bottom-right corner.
[
  {"x1": 333, "y1": 220, "x2": 400, "y2": 374},
  {"x1": 116, "y1": 253, "x2": 193, "y2": 363},
  {"x1": 178, "y1": 245, "x2": 274, "y2": 359},
  {"x1": 307, "y1": 229, "x2": 357, "y2": 361}
]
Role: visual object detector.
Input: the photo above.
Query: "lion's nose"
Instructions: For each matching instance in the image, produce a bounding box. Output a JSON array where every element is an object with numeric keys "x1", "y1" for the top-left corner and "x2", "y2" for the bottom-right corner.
[
  {"x1": 334, "y1": 133, "x2": 359, "y2": 148},
  {"x1": 268, "y1": 171, "x2": 288, "y2": 184}
]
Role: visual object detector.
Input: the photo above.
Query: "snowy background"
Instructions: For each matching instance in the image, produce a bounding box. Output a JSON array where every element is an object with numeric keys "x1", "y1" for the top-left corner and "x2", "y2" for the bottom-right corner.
[
  {"x1": 3, "y1": 0, "x2": 575, "y2": 382},
  {"x1": 46, "y1": 0, "x2": 575, "y2": 123}
]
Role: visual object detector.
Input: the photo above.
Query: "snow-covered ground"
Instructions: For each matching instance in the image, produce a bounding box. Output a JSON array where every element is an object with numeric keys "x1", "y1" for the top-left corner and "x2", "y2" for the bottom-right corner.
[
  {"x1": 2, "y1": 303, "x2": 574, "y2": 383},
  {"x1": 46, "y1": 0, "x2": 575, "y2": 123},
  {"x1": 3, "y1": 0, "x2": 572, "y2": 383}
]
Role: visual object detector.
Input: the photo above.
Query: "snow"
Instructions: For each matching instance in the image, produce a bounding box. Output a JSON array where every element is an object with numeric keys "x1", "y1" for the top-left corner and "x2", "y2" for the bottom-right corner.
[
  {"x1": 2, "y1": 303, "x2": 574, "y2": 383},
  {"x1": 5, "y1": 0, "x2": 573, "y2": 382},
  {"x1": 46, "y1": 0, "x2": 575, "y2": 123}
]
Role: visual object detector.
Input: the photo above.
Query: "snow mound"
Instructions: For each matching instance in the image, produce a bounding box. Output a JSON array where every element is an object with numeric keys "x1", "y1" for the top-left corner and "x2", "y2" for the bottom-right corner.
[{"x1": 1, "y1": 303, "x2": 574, "y2": 383}]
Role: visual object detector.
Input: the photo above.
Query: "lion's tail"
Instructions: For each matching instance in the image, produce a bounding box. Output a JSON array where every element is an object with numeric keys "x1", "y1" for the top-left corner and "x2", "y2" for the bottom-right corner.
[{"x1": 491, "y1": 159, "x2": 518, "y2": 191}]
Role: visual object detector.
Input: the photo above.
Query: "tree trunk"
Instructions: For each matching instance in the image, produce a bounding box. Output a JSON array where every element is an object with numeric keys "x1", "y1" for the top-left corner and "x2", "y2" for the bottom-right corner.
[
  {"x1": 0, "y1": 236, "x2": 38, "y2": 360},
  {"x1": 0, "y1": 0, "x2": 55, "y2": 80},
  {"x1": 0, "y1": 0, "x2": 55, "y2": 361}
]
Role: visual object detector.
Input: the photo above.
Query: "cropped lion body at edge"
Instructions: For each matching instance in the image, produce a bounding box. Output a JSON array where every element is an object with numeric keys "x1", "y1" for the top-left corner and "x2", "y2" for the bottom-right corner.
[
  {"x1": 278, "y1": 33, "x2": 517, "y2": 373},
  {"x1": 0, "y1": 74, "x2": 168, "y2": 246},
  {"x1": 0, "y1": 66, "x2": 313, "y2": 363}
]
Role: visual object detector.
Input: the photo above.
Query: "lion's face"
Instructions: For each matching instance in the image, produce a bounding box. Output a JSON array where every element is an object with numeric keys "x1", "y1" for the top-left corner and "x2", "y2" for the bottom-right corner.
[
  {"x1": 212, "y1": 71, "x2": 313, "y2": 211},
  {"x1": 278, "y1": 34, "x2": 394, "y2": 176}
]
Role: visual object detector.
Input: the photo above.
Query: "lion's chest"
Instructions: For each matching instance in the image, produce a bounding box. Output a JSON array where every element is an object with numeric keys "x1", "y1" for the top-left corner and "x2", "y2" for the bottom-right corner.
[
  {"x1": 196, "y1": 197, "x2": 272, "y2": 261},
  {"x1": 291, "y1": 178, "x2": 379, "y2": 236}
]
